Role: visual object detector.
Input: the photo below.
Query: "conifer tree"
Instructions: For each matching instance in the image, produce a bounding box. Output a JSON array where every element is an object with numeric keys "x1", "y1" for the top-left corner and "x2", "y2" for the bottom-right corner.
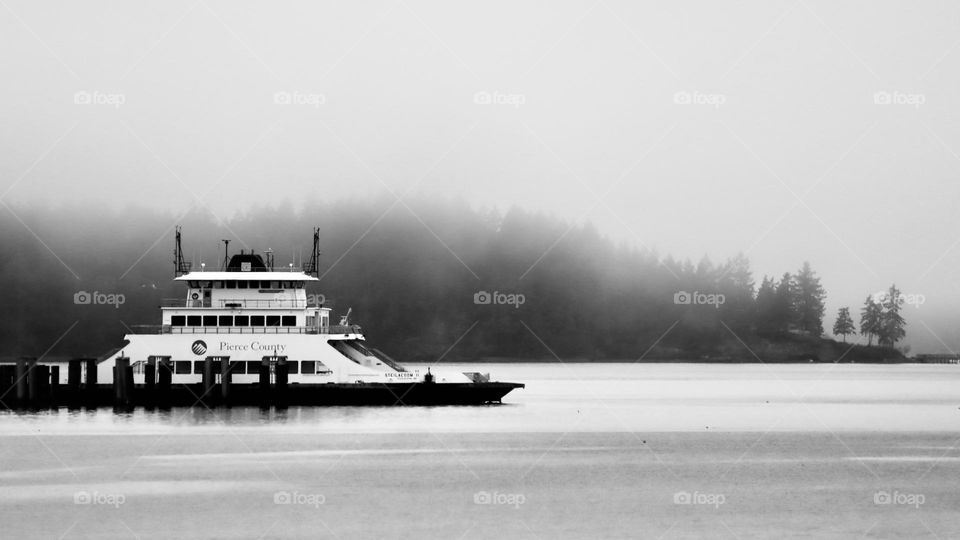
[{"x1": 832, "y1": 307, "x2": 855, "y2": 342}]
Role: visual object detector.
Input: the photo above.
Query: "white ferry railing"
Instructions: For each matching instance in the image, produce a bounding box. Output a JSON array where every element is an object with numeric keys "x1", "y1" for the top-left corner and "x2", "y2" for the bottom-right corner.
[
  {"x1": 160, "y1": 299, "x2": 325, "y2": 309},
  {"x1": 184, "y1": 266, "x2": 308, "y2": 273},
  {"x1": 129, "y1": 325, "x2": 361, "y2": 335}
]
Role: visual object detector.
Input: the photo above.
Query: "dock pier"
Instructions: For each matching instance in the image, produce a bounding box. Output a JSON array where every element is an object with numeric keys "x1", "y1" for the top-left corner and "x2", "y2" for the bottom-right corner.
[{"x1": 0, "y1": 355, "x2": 523, "y2": 408}]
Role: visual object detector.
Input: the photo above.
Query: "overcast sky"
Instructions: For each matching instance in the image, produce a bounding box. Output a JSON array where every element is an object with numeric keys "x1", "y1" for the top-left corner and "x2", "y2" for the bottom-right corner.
[{"x1": 2, "y1": 0, "x2": 960, "y2": 352}]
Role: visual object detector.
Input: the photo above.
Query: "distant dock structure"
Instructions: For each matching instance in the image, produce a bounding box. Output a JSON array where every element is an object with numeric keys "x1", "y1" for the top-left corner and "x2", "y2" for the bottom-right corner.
[{"x1": 914, "y1": 354, "x2": 960, "y2": 364}]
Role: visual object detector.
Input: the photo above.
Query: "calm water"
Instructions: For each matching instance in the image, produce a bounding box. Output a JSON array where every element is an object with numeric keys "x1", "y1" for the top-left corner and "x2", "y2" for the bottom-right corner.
[{"x1": 2, "y1": 363, "x2": 959, "y2": 539}]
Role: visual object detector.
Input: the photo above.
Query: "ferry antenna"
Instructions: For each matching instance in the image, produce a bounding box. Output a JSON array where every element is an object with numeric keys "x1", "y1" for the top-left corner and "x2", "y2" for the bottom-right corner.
[
  {"x1": 303, "y1": 227, "x2": 321, "y2": 277},
  {"x1": 173, "y1": 226, "x2": 191, "y2": 277},
  {"x1": 221, "y1": 239, "x2": 230, "y2": 271}
]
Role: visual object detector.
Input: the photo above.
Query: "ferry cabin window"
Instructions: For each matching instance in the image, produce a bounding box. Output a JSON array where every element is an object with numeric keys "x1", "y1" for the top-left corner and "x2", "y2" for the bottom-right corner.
[
  {"x1": 171, "y1": 315, "x2": 186, "y2": 326},
  {"x1": 174, "y1": 361, "x2": 191, "y2": 374},
  {"x1": 230, "y1": 361, "x2": 245, "y2": 374},
  {"x1": 219, "y1": 315, "x2": 232, "y2": 326},
  {"x1": 282, "y1": 316, "x2": 296, "y2": 327},
  {"x1": 246, "y1": 361, "x2": 260, "y2": 373},
  {"x1": 188, "y1": 281, "x2": 199, "y2": 288},
  {"x1": 203, "y1": 315, "x2": 217, "y2": 326},
  {"x1": 286, "y1": 361, "x2": 299, "y2": 374},
  {"x1": 301, "y1": 361, "x2": 316, "y2": 374},
  {"x1": 187, "y1": 315, "x2": 201, "y2": 326},
  {"x1": 193, "y1": 361, "x2": 204, "y2": 374},
  {"x1": 266, "y1": 315, "x2": 281, "y2": 327},
  {"x1": 251, "y1": 315, "x2": 265, "y2": 326},
  {"x1": 234, "y1": 315, "x2": 249, "y2": 327}
]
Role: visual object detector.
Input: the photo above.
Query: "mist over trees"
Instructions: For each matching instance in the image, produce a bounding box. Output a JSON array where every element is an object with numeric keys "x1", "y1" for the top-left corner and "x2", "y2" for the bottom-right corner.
[{"x1": 0, "y1": 197, "x2": 895, "y2": 362}]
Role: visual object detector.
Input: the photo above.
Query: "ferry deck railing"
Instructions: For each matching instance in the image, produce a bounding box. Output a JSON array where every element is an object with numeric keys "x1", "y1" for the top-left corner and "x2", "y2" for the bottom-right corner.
[
  {"x1": 129, "y1": 325, "x2": 361, "y2": 335},
  {"x1": 161, "y1": 299, "x2": 324, "y2": 309}
]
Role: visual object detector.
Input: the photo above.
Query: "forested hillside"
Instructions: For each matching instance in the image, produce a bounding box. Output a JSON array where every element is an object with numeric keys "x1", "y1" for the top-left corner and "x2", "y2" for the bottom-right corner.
[{"x1": 0, "y1": 196, "x2": 902, "y2": 362}]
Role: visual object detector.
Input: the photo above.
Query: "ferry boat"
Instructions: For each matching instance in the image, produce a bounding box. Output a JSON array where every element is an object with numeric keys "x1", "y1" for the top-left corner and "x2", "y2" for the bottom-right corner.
[{"x1": 76, "y1": 227, "x2": 523, "y2": 406}]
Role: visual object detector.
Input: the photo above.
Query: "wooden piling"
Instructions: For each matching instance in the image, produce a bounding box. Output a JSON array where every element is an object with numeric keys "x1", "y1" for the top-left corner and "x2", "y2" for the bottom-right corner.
[
  {"x1": 259, "y1": 357, "x2": 270, "y2": 396},
  {"x1": 220, "y1": 356, "x2": 231, "y2": 402},
  {"x1": 0, "y1": 365, "x2": 13, "y2": 398},
  {"x1": 68, "y1": 360, "x2": 82, "y2": 389},
  {"x1": 157, "y1": 357, "x2": 172, "y2": 401},
  {"x1": 124, "y1": 363, "x2": 134, "y2": 403},
  {"x1": 114, "y1": 357, "x2": 130, "y2": 404},
  {"x1": 144, "y1": 357, "x2": 157, "y2": 393},
  {"x1": 275, "y1": 356, "x2": 288, "y2": 391},
  {"x1": 27, "y1": 358, "x2": 38, "y2": 403},
  {"x1": 85, "y1": 359, "x2": 98, "y2": 386},
  {"x1": 15, "y1": 358, "x2": 27, "y2": 402},
  {"x1": 202, "y1": 357, "x2": 214, "y2": 399},
  {"x1": 49, "y1": 366, "x2": 59, "y2": 399}
]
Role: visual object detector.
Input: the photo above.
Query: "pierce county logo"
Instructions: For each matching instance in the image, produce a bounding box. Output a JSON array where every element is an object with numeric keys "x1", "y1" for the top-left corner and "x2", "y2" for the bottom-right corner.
[{"x1": 191, "y1": 340, "x2": 207, "y2": 356}]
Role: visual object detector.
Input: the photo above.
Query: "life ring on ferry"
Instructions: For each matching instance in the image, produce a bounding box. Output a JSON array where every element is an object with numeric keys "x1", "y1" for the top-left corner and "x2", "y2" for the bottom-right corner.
[{"x1": 191, "y1": 292, "x2": 200, "y2": 300}]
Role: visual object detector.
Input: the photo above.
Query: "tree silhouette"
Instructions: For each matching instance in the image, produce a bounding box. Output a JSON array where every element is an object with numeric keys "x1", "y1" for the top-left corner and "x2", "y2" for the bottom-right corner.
[
  {"x1": 832, "y1": 307, "x2": 855, "y2": 343},
  {"x1": 877, "y1": 285, "x2": 907, "y2": 347},
  {"x1": 859, "y1": 296, "x2": 883, "y2": 346},
  {"x1": 771, "y1": 273, "x2": 797, "y2": 333},
  {"x1": 794, "y1": 262, "x2": 827, "y2": 336}
]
